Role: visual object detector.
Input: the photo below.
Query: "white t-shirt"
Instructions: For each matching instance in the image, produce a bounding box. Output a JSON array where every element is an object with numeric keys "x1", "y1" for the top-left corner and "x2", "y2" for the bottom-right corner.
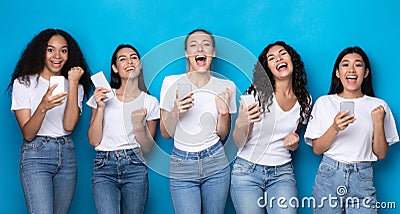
[
  {"x1": 160, "y1": 74, "x2": 237, "y2": 152},
  {"x1": 304, "y1": 94, "x2": 399, "y2": 163},
  {"x1": 87, "y1": 91, "x2": 160, "y2": 151},
  {"x1": 11, "y1": 74, "x2": 84, "y2": 137},
  {"x1": 238, "y1": 95, "x2": 306, "y2": 166}
]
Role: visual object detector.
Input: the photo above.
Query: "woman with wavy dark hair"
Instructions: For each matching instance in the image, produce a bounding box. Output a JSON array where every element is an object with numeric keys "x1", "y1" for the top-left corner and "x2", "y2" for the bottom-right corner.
[
  {"x1": 231, "y1": 41, "x2": 311, "y2": 213},
  {"x1": 305, "y1": 46, "x2": 398, "y2": 213},
  {"x1": 8, "y1": 28, "x2": 92, "y2": 213},
  {"x1": 88, "y1": 44, "x2": 159, "y2": 213}
]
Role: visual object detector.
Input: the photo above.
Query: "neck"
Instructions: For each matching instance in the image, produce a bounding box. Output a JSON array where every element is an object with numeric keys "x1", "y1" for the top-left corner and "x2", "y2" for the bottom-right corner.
[
  {"x1": 274, "y1": 78, "x2": 294, "y2": 97},
  {"x1": 338, "y1": 90, "x2": 364, "y2": 99},
  {"x1": 116, "y1": 77, "x2": 141, "y2": 98},
  {"x1": 186, "y1": 71, "x2": 211, "y2": 88}
]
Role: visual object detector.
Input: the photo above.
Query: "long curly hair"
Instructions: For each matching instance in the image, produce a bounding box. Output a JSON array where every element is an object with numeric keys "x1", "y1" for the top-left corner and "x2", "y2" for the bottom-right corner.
[
  {"x1": 7, "y1": 28, "x2": 92, "y2": 98},
  {"x1": 250, "y1": 41, "x2": 311, "y2": 123},
  {"x1": 328, "y1": 46, "x2": 374, "y2": 97},
  {"x1": 109, "y1": 44, "x2": 148, "y2": 94}
]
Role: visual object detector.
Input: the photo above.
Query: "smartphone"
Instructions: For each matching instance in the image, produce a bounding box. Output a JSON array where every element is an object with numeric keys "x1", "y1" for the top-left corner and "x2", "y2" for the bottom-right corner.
[
  {"x1": 240, "y1": 94, "x2": 256, "y2": 108},
  {"x1": 177, "y1": 82, "x2": 192, "y2": 98},
  {"x1": 340, "y1": 101, "x2": 354, "y2": 116},
  {"x1": 49, "y1": 76, "x2": 66, "y2": 95},
  {"x1": 91, "y1": 71, "x2": 114, "y2": 101}
]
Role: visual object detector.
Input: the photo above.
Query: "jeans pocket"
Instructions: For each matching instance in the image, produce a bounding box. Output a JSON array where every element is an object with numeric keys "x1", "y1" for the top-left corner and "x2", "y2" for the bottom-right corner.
[
  {"x1": 357, "y1": 166, "x2": 373, "y2": 181},
  {"x1": 232, "y1": 160, "x2": 252, "y2": 176},
  {"x1": 170, "y1": 155, "x2": 183, "y2": 167},
  {"x1": 317, "y1": 162, "x2": 335, "y2": 177},
  {"x1": 22, "y1": 138, "x2": 47, "y2": 153},
  {"x1": 93, "y1": 157, "x2": 105, "y2": 170},
  {"x1": 275, "y1": 163, "x2": 295, "y2": 176}
]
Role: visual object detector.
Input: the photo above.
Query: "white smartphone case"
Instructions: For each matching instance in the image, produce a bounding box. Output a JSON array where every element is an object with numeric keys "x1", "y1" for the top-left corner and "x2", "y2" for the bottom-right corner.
[
  {"x1": 91, "y1": 71, "x2": 114, "y2": 101},
  {"x1": 241, "y1": 94, "x2": 256, "y2": 107},
  {"x1": 49, "y1": 76, "x2": 66, "y2": 95}
]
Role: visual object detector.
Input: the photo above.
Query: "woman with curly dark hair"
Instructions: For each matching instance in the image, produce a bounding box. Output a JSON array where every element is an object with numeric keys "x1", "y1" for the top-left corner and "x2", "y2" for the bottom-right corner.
[
  {"x1": 8, "y1": 28, "x2": 92, "y2": 213},
  {"x1": 231, "y1": 41, "x2": 311, "y2": 213}
]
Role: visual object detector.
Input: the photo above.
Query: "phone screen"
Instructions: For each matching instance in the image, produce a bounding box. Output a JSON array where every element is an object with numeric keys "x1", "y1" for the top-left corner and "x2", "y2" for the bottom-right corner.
[
  {"x1": 177, "y1": 83, "x2": 192, "y2": 98},
  {"x1": 340, "y1": 101, "x2": 354, "y2": 116}
]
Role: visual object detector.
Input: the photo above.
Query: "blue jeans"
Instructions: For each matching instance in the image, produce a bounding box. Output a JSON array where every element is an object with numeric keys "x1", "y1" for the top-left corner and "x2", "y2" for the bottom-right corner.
[
  {"x1": 230, "y1": 157, "x2": 297, "y2": 214},
  {"x1": 92, "y1": 147, "x2": 148, "y2": 214},
  {"x1": 19, "y1": 135, "x2": 77, "y2": 214},
  {"x1": 313, "y1": 155, "x2": 377, "y2": 214},
  {"x1": 170, "y1": 142, "x2": 230, "y2": 214}
]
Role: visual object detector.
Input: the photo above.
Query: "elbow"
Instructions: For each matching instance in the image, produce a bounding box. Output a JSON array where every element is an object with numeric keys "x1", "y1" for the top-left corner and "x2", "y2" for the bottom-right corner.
[
  {"x1": 312, "y1": 147, "x2": 323, "y2": 156},
  {"x1": 23, "y1": 134, "x2": 35, "y2": 142},
  {"x1": 376, "y1": 153, "x2": 386, "y2": 160},
  {"x1": 161, "y1": 131, "x2": 171, "y2": 140},
  {"x1": 63, "y1": 122, "x2": 76, "y2": 132}
]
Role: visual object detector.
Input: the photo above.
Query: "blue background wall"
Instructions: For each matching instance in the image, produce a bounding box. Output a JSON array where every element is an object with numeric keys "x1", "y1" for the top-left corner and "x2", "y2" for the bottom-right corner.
[{"x1": 1, "y1": 0, "x2": 399, "y2": 213}]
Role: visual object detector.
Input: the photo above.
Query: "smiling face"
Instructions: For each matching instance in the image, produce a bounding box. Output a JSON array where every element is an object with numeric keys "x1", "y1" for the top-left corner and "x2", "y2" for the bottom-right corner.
[
  {"x1": 336, "y1": 53, "x2": 369, "y2": 96},
  {"x1": 185, "y1": 31, "x2": 215, "y2": 72},
  {"x1": 266, "y1": 45, "x2": 293, "y2": 81},
  {"x1": 42, "y1": 35, "x2": 68, "y2": 78},
  {"x1": 112, "y1": 47, "x2": 141, "y2": 80}
]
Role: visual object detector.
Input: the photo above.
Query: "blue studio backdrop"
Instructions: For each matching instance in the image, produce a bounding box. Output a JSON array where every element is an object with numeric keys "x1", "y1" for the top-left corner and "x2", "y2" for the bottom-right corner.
[{"x1": 1, "y1": 0, "x2": 399, "y2": 213}]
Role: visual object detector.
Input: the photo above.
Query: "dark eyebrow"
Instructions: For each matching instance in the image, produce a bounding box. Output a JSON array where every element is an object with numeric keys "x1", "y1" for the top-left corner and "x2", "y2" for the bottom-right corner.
[
  {"x1": 47, "y1": 45, "x2": 68, "y2": 49},
  {"x1": 267, "y1": 48, "x2": 285, "y2": 58}
]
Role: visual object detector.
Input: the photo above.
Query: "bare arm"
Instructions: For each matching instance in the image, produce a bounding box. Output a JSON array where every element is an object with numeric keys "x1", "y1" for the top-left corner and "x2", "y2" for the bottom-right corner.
[
  {"x1": 132, "y1": 109, "x2": 158, "y2": 153},
  {"x1": 160, "y1": 92, "x2": 194, "y2": 139},
  {"x1": 371, "y1": 105, "x2": 388, "y2": 159},
  {"x1": 63, "y1": 67, "x2": 84, "y2": 132},
  {"x1": 312, "y1": 111, "x2": 355, "y2": 155},
  {"x1": 14, "y1": 85, "x2": 67, "y2": 141},
  {"x1": 87, "y1": 88, "x2": 110, "y2": 147},
  {"x1": 232, "y1": 102, "x2": 261, "y2": 147}
]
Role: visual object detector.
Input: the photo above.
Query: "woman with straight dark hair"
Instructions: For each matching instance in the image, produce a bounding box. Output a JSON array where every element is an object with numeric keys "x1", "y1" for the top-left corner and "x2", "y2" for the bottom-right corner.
[
  {"x1": 9, "y1": 28, "x2": 92, "y2": 213},
  {"x1": 87, "y1": 44, "x2": 159, "y2": 213},
  {"x1": 305, "y1": 46, "x2": 399, "y2": 213}
]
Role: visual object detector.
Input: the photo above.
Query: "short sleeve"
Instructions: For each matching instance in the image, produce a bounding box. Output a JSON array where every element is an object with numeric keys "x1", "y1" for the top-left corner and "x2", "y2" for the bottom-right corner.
[
  {"x1": 77, "y1": 84, "x2": 85, "y2": 113},
  {"x1": 383, "y1": 102, "x2": 399, "y2": 145},
  {"x1": 11, "y1": 79, "x2": 31, "y2": 111},
  {"x1": 145, "y1": 95, "x2": 160, "y2": 121},
  {"x1": 304, "y1": 98, "x2": 324, "y2": 146},
  {"x1": 159, "y1": 76, "x2": 176, "y2": 112},
  {"x1": 228, "y1": 81, "x2": 237, "y2": 114},
  {"x1": 86, "y1": 95, "x2": 97, "y2": 109}
]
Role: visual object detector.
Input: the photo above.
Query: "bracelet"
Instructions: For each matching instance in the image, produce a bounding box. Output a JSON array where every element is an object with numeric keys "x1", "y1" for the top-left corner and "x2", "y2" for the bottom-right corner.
[{"x1": 219, "y1": 113, "x2": 228, "y2": 117}]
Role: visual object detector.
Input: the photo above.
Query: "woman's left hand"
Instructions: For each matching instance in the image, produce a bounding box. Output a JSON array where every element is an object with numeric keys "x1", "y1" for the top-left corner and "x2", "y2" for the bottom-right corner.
[
  {"x1": 132, "y1": 108, "x2": 147, "y2": 127},
  {"x1": 371, "y1": 105, "x2": 385, "y2": 127},
  {"x1": 216, "y1": 88, "x2": 232, "y2": 115},
  {"x1": 284, "y1": 131, "x2": 299, "y2": 151},
  {"x1": 68, "y1": 66, "x2": 84, "y2": 84}
]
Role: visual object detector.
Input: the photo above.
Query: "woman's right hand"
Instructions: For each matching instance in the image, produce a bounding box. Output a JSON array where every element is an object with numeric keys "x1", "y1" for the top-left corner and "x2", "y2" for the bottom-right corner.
[
  {"x1": 93, "y1": 87, "x2": 110, "y2": 109},
  {"x1": 40, "y1": 84, "x2": 68, "y2": 112},
  {"x1": 236, "y1": 101, "x2": 262, "y2": 130},
  {"x1": 174, "y1": 91, "x2": 194, "y2": 114},
  {"x1": 332, "y1": 110, "x2": 356, "y2": 132}
]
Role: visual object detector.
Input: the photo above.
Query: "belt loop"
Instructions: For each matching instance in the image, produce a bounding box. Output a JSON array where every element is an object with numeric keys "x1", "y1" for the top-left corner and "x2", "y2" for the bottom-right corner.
[
  {"x1": 250, "y1": 163, "x2": 256, "y2": 172},
  {"x1": 354, "y1": 163, "x2": 358, "y2": 172},
  {"x1": 335, "y1": 160, "x2": 339, "y2": 170}
]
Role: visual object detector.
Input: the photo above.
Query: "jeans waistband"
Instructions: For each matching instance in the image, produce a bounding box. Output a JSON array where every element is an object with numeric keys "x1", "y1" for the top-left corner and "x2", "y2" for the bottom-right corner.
[
  {"x1": 236, "y1": 157, "x2": 292, "y2": 170},
  {"x1": 96, "y1": 147, "x2": 141, "y2": 158},
  {"x1": 172, "y1": 142, "x2": 223, "y2": 160},
  {"x1": 322, "y1": 155, "x2": 372, "y2": 171},
  {"x1": 35, "y1": 135, "x2": 71, "y2": 144}
]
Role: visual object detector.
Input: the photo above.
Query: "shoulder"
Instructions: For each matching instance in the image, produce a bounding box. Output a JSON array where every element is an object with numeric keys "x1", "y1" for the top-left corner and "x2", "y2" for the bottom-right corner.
[
  {"x1": 163, "y1": 74, "x2": 185, "y2": 84},
  {"x1": 212, "y1": 76, "x2": 236, "y2": 88},
  {"x1": 143, "y1": 93, "x2": 159, "y2": 103}
]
